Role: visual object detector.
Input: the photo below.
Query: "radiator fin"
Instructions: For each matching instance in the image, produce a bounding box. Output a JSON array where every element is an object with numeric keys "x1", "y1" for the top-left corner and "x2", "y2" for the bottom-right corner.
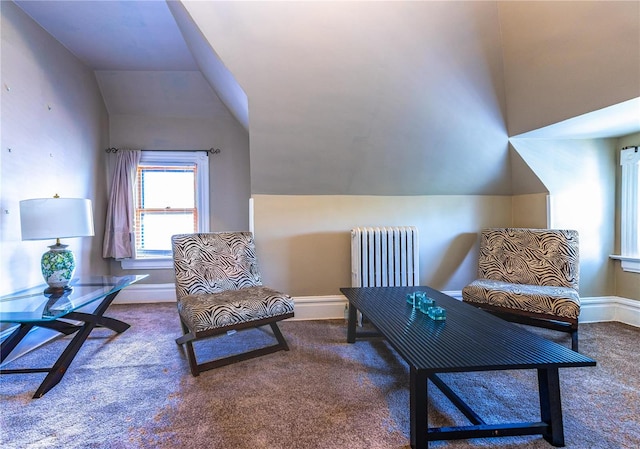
[{"x1": 351, "y1": 226, "x2": 419, "y2": 287}]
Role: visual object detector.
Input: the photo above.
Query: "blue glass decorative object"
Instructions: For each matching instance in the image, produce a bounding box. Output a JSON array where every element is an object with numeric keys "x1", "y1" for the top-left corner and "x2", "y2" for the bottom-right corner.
[
  {"x1": 406, "y1": 292, "x2": 416, "y2": 306},
  {"x1": 419, "y1": 296, "x2": 435, "y2": 313},
  {"x1": 427, "y1": 306, "x2": 446, "y2": 321}
]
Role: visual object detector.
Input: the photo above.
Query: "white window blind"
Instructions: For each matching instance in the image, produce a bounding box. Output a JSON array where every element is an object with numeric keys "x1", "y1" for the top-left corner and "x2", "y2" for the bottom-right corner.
[{"x1": 135, "y1": 164, "x2": 197, "y2": 257}]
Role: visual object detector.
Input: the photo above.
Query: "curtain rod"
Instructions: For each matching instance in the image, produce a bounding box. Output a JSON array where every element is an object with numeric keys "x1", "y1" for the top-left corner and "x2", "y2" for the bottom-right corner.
[
  {"x1": 622, "y1": 145, "x2": 638, "y2": 152},
  {"x1": 105, "y1": 147, "x2": 221, "y2": 155}
]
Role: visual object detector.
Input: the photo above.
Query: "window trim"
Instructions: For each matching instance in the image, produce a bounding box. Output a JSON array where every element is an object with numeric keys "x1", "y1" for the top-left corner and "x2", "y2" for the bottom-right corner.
[
  {"x1": 611, "y1": 146, "x2": 640, "y2": 273},
  {"x1": 121, "y1": 151, "x2": 209, "y2": 270}
]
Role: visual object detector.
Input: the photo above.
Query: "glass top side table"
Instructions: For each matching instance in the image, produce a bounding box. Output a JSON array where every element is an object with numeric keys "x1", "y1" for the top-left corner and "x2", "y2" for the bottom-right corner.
[{"x1": 0, "y1": 275, "x2": 147, "y2": 398}]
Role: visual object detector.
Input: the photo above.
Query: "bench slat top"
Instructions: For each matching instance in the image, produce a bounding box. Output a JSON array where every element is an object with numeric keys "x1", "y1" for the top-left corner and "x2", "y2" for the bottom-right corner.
[{"x1": 341, "y1": 286, "x2": 596, "y2": 373}]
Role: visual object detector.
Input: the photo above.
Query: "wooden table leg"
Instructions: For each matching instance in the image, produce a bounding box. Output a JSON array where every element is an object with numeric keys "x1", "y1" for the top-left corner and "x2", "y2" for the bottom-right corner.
[
  {"x1": 32, "y1": 318, "x2": 97, "y2": 398},
  {"x1": 538, "y1": 367, "x2": 565, "y2": 447},
  {"x1": 1, "y1": 323, "x2": 34, "y2": 362},
  {"x1": 410, "y1": 366, "x2": 428, "y2": 449},
  {"x1": 0, "y1": 289, "x2": 129, "y2": 398},
  {"x1": 31, "y1": 290, "x2": 126, "y2": 398},
  {"x1": 65, "y1": 312, "x2": 130, "y2": 333}
]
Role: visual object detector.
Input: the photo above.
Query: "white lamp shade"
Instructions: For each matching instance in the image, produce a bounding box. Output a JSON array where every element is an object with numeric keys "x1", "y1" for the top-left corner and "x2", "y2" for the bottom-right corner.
[{"x1": 20, "y1": 198, "x2": 95, "y2": 241}]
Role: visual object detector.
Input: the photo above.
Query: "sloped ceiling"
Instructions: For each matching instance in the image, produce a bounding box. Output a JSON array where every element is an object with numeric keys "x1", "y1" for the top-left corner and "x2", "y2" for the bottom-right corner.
[
  {"x1": 498, "y1": 1, "x2": 640, "y2": 137},
  {"x1": 11, "y1": 1, "x2": 640, "y2": 197},
  {"x1": 511, "y1": 98, "x2": 640, "y2": 140},
  {"x1": 94, "y1": 70, "x2": 229, "y2": 119},
  {"x1": 13, "y1": 0, "x2": 244, "y2": 123},
  {"x1": 14, "y1": 0, "x2": 196, "y2": 71},
  {"x1": 166, "y1": 0, "x2": 248, "y2": 129},
  {"x1": 183, "y1": 1, "x2": 513, "y2": 195}
]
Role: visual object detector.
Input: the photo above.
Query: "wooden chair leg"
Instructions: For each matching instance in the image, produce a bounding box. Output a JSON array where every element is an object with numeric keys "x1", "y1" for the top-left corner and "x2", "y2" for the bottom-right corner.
[
  {"x1": 177, "y1": 320, "x2": 291, "y2": 377},
  {"x1": 184, "y1": 339, "x2": 200, "y2": 376},
  {"x1": 571, "y1": 328, "x2": 579, "y2": 352},
  {"x1": 176, "y1": 319, "x2": 200, "y2": 376},
  {"x1": 270, "y1": 322, "x2": 289, "y2": 351}
]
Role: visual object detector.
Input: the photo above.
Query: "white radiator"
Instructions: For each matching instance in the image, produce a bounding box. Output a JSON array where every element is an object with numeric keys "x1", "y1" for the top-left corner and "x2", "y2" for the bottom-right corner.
[{"x1": 351, "y1": 226, "x2": 419, "y2": 287}]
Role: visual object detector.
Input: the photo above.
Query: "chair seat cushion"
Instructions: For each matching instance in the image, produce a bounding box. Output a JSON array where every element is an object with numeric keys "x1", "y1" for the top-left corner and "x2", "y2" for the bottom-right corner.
[
  {"x1": 178, "y1": 286, "x2": 295, "y2": 333},
  {"x1": 462, "y1": 278, "x2": 580, "y2": 320}
]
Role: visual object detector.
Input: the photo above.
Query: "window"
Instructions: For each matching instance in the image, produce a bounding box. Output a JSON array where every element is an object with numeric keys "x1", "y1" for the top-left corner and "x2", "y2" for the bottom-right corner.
[
  {"x1": 616, "y1": 146, "x2": 640, "y2": 273},
  {"x1": 121, "y1": 151, "x2": 209, "y2": 269}
]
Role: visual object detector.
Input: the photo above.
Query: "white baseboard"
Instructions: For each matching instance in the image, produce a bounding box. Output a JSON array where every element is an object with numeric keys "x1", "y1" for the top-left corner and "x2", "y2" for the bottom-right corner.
[
  {"x1": 445, "y1": 291, "x2": 640, "y2": 327},
  {"x1": 113, "y1": 283, "x2": 177, "y2": 303},
  {"x1": 444, "y1": 291, "x2": 640, "y2": 327},
  {"x1": 112, "y1": 284, "x2": 640, "y2": 327},
  {"x1": 288, "y1": 295, "x2": 348, "y2": 321},
  {"x1": 112, "y1": 284, "x2": 348, "y2": 321},
  {"x1": 579, "y1": 296, "x2": 640, "y2": 327}
]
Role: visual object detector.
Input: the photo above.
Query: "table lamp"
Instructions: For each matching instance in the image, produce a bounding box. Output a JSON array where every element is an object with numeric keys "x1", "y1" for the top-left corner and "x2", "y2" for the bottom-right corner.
[{"x1": 19, "y1": 195, "x2": 95, "y2": 291}]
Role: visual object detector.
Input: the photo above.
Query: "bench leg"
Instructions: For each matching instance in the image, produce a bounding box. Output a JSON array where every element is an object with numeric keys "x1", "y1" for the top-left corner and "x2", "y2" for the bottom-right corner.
[
  {"x1": 347, "y1": 303, "x2": 357, "y2": 343},
  {"x1": 410, "y1": 367, "x2": 428, "y2": 449},
  {"x1": 538, "y1": 367, "x2": 565, "y2": 447},
  {"x1": 270, "y1": 322, "x2": 289, "y2": 351}
]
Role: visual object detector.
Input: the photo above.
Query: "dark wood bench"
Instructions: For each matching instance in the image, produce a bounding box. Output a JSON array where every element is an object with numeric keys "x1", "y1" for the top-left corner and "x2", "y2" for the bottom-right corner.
[{"x1": 342, "y1": 285, "x2": 595, "y2": 449}]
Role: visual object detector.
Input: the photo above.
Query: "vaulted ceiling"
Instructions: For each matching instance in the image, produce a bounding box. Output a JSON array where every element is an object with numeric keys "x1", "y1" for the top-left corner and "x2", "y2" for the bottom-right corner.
[
  {"x1": 12, "y1": 1, "x2": 640, "y2": 196},
  {"x1": 13, "y1": 0, "x2": 242, "y2": 122}
]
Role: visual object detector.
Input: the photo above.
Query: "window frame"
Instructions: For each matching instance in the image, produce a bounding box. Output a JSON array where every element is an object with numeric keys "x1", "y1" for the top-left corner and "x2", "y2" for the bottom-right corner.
[
  {"x1": 121, "y1": 151, "x2": 209, "y2": 270},
  {"x1": 613, "y1": 146, "x2": 640, "y2": 273}
]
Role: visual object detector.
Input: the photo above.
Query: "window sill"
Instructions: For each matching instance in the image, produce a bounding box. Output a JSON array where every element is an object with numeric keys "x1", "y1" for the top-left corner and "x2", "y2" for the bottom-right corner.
[
  {"x1": 609, "y1": 255, "x2": 640, "y2": 273},
  {"x1": 120, "y1": 258, "x2": 173, "y2": 270}
]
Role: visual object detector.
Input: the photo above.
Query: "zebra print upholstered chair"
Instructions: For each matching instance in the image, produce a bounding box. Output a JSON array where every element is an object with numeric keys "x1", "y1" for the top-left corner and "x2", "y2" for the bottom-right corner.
[
  {"x1": 171, "y1": 232, "x2": 294, "y2": 376},
  {"x1": 462, "y1": 228, "x2": 581, "y2": 351}
]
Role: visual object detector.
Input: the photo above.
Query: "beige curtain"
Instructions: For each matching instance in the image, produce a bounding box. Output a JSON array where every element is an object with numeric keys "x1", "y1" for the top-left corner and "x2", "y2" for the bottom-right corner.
[{"x1": 102, "y1": 149, "x2": 141, "y2": 259}]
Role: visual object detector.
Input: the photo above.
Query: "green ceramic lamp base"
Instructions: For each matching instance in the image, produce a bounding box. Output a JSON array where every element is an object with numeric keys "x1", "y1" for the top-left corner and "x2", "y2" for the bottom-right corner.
[{"x1": 41, "y1": 242, "x2": 76, "y2": 290}]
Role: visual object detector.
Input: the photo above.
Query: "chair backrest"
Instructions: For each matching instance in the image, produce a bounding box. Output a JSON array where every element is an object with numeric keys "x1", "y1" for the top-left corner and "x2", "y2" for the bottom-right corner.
[
  {"x1": 172, "y1": 232, "x2": 263, "y2": 300},
  {"x1": 477, "y1": 228, "x2": 579, "y2": 290}
]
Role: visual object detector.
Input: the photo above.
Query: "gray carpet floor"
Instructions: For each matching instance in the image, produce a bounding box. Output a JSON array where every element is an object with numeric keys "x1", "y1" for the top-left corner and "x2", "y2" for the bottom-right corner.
[{"x1": 1, "y1": 303, "x2": 638, "y2": 448}]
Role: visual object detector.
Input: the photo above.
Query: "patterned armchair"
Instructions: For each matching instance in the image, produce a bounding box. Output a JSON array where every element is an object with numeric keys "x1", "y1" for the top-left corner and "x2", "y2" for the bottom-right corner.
[
  {"x1": 172, "y1": 232, "x2": 294, "y2": 376},
  {"x1": 462, "y1": 228, "x2": 581, "y2": 351}
]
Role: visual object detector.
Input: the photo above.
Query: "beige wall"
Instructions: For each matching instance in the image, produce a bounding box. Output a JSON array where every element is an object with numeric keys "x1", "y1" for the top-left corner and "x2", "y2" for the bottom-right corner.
[
  {"x1": 0, "y1": 2, "x2": 109, "y2": 294},
  {"x1": 250, "y1": 137, "x2": 621, "y2": 299},
  {"x1": 512, "y1": 193, "x2": 548, "y2": 228},
  {"x1": 251, "y1": 195, "x2": 513, "y2": 296},
  {"x1": 617, "y1": 265, "x2": 640, "y2": 301}
]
